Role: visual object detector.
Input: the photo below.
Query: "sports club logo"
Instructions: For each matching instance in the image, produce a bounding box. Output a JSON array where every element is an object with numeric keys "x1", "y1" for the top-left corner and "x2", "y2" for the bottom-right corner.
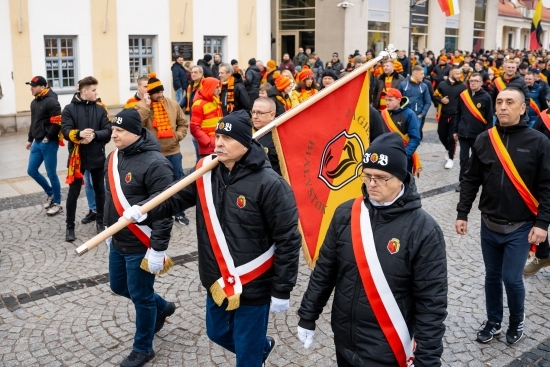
[
  {"x1": 125, "y1": 172, "x2": 132, "y2": 184},
  {"x1": 363, "y1": 152, "x2": 388, "y2": 166},
  {"x1": 236, "y1": 195, "x2": 246, "y2": 208},
  {"x1": 217, "y1": 122, "x2": 232, "y2": 132},
  {"x1": 318, "y1": 130, "x2": 366, "y2": 190},
  {"x1": 387, "y1": 238, "x2": 401, "y2": 254}
]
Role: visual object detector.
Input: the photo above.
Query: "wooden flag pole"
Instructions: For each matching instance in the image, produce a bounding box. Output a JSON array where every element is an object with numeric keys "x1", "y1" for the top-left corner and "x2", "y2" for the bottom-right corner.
[{"x1": 75, "y1": 46, "x2": 396, "y2": 256}]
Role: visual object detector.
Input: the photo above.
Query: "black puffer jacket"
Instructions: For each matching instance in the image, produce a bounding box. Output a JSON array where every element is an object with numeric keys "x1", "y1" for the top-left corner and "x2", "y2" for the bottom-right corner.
[
  {"x1": 298, "y1": 177, "x2": 447, "y2": 367},
  {"x1": 457, "y1": 120, "x2": 550, "y2": 229},
  {"x1": 104, "y1": 129, "x2": 174, "y2": 254},
  {"x1": 61, "y1": 94, "x2": 112, "y2": 170},
  {"x1": 197, "y1": 59, "x2": 214, "y2": 78},
  {"x1": 533, "y1": 111, "x2": 550, "y2": 140},
  {"x1": 28, "y1": 89, "x2": 62, "y2": 143},
  {"x1": 220, "y1": 73, "x2": 252, "y2": 116},
  {"x1": 145, "y1": 140, "x2": 302, "y2": 305},
  {"x1": 244, "y1": 65, "x2": 262, "y2": 102}
]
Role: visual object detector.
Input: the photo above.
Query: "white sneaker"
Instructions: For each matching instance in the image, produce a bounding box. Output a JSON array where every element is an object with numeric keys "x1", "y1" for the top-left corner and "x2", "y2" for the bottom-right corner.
[
  {"x1": 43, "y1": 195, "x2": 53, "y2": 209},
  {"x1": 46, "y1": 203, "x2": 63, "y2": 216},
  {"x1": 445, "y1": 159, "x2": 454, "y2": 169}
]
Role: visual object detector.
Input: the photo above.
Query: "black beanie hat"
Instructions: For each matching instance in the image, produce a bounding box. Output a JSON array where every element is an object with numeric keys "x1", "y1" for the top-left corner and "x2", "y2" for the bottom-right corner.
[
  {"x1": 362, "y1": 133, "x2": 407, "y2": 182},
  {"x1": 147, "y1": 72, "x2": 164, "y2": 95},
  {"x1": 248, "y1": 58, "x2": 257, "y2": 66},
  {"x1": 113, "y1": 109, "x2": 143, "y2": 136},
  {"x1": 215, "y1": 110, "x2": 253, "y2": 149},
  {"x1": 203, "y1": 54, "x2": 213, "y2": 62},
  {"x1": 322, "y1": 69, "x2": 338, "y2": 81}
]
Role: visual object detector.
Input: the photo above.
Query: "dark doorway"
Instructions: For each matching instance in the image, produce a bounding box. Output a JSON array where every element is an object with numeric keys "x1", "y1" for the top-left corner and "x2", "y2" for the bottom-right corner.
[
  {"x1": 300, "y1": 31, "x2": 315, "y2": 53},
  {"x1": 281, "y1": 34, "x2": 296, "y2": 61}
]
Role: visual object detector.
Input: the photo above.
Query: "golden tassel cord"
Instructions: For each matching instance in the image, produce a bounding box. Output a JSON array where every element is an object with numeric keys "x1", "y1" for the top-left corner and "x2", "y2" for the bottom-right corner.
[
  {"x1": 226, "y1": 294, "x2": 240, "y2": 311},
  {"x1": 139, "y1": 256, "x2": 174, "y2": 275},
  {"x1": 209, "y1": 281, "x2": 227, "y2": 306}
]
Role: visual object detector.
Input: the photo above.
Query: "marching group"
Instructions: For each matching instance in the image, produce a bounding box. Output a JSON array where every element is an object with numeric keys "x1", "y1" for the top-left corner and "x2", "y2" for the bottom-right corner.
[{"x1": 21, "y1": 44, "x2": 550, "y2": 367}]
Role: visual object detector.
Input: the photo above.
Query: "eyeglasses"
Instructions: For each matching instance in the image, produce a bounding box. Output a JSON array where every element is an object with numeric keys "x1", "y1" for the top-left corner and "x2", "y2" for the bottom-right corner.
[
  {"x1": 469, "y1": 79, "x2": 482, "y2": 83},
  {"x1": 361, "y1": 174, "x2": 395, "y2": 186},
  {"x1": 251, "y1": 110, "x2": 272, "y2": 116}
]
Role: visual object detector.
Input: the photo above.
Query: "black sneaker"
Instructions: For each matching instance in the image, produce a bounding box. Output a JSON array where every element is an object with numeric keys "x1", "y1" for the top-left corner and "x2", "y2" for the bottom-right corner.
[
  {"x1": 155, "y1": 302, "x2": 176, "y2": 333},
  {"x1": 476, "y1": 320, "x2": 501, "y2": 343},
  {"x1": 65, "y1": 228, "x2": 76, "y2": 242},
  {"x1": 96, "y1": 222, "x2": 104, "y2": 234},
  {"x1": 175, "y1": 213, "x2": 189, "y2": 225},
  {"x1": 506, "y1": 316, "x2": 525, "y2": 344},
  {"x1": 455, "y1": 184, "x2": 461, "y2": 192},
  {"x1": 120, "y1": 350, "x2": 155, "y2": 367},
  {"x1": 263, "y1": 336, "x2": 276, "y2": 366},
  {"x1": 81, "y1": 210, "x2": 97, "y2": 224}
]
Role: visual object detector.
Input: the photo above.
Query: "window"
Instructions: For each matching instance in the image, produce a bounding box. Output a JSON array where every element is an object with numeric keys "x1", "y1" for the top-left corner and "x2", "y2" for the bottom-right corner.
[
  {"x1": 44, "y1": 36, "x2": 77, "y2": 91},
  {"x1": 204, "y1": 36, "x2": 224, "y2": 58},
  {"x1": 445, "y1": 28, "x2": 459, "y2": 51},
  {"x1": 279, "y1": 0, "x2": 315, "y2": 31},
  {"x1": 368, "y1": 22, "x2": 390, "y2": 56},
  {"x1": 129, "y1": 36, "x2": 155, "y2": 86},
  {"x1": 473, "y1": 0, "x2": 486, "y2": 52}
]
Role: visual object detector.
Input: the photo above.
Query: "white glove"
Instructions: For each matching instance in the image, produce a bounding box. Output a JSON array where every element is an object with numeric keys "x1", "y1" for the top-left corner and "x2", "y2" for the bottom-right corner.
[
  {"x1": 269, "y1": 297, "x2": 290, "y2": 313},
  {"x1": 148, "y1": 250, "x2": 165, "y2": 274},
  {"x1": 123, "y1": 205, "x2": 147, "y2": 223},
  {"x1": 297, "y1": 326, "x2": 314, "y2": 349}
]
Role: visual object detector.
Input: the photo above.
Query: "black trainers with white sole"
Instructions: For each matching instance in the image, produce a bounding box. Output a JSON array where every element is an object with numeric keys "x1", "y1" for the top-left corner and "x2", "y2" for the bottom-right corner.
[
  {"x1": 476, "y1": 320, "x2": 501, "y2": 343},
  {"x1": 120, "y1": 349, "x2": 155, "y2": 367},
  {"x1": 506, "y1": 316, "x2": 524, "y2": 344}
]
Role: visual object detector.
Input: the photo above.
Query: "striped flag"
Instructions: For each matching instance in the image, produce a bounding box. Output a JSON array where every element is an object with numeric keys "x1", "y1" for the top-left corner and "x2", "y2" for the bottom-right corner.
[
  {"x1": 531, "y1": 0, "x2": 543, "y2": 50},
  {"x1": 438, "y1": 0, "x2": 460, "y2": 17},
  {"x1": 273, "y1": 71, "x2": 371, "y2": 267}
]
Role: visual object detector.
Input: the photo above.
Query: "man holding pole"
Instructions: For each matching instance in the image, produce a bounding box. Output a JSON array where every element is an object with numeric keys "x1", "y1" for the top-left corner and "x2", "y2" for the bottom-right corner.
[
  {"x1": 124, "y1": 110, "x2": 302, "y2": 367},
  {"x1": 106, "y1": 109, "x2": 176, "y2": 367}
]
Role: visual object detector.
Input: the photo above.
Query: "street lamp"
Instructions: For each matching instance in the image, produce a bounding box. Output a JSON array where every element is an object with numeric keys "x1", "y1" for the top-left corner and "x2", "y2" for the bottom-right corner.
[{"x1": 409, "y1": 0, "x2": 428, "y2": 53}]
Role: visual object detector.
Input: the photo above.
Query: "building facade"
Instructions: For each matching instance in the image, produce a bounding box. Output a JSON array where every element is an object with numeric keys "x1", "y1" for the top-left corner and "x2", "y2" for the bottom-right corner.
[
  {"x1": 0, "y1": 0, "x2": 271, "y2": 133},
  {"x1": 270, "y1": 0, "x2": 550, "y2": 64}
]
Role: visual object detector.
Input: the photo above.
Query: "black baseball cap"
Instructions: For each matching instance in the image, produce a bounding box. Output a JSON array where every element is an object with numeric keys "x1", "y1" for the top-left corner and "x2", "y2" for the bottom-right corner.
[{"x1": 26, "y1": 76, "x2": 48, "y2": 87}]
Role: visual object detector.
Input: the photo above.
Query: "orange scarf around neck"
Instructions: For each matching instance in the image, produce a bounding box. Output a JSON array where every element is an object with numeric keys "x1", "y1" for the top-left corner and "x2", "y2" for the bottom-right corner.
[{"x1": 151, "y1": 98, "x2": 174, "y2": 138}]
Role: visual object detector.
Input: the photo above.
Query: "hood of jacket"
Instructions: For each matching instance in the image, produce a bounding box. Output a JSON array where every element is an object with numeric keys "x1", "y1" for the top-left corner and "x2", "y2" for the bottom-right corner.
[
  {"x1": 361, "y1": 174, "x2": 421, "y2": 221},
  {"x1": 121, "y1": 129, "x2": 161, "y2": 156},
  {"x1": 403, "y1": 76, "x2": 426, "y2": 92},
  {"x1": 388, "y1": 96, "x2": 410, "y2": 114},
  {"x1": 247, "y1": 65, "x2": 260, "y2": 73},
  {"x1": 70, "y1": 93, "x2": 99, "y2": 105},
  {"x1": 195, "y1": 77, "x2": 220, "y2": 102},
  {"x1": 378, "y1": 71, "x2": 401, "y2": 81},
  {"x1": 197, "y1": 59, "x2": 210, "y2": 68},
  {"x1": 267, "y1": 85, "x2": 283, "y2": 98},
  {"x1": 171, "y1": 62, "x2": 184, "y2": 71},
  {"x1": 36, "y1": 88, "x2": 58, "y2": 101}
]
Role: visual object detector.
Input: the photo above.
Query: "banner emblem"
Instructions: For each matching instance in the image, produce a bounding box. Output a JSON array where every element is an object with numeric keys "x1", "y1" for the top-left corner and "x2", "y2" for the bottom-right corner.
[{"x1": 319, "y1": 131, "x2": 365, "y2": 191}]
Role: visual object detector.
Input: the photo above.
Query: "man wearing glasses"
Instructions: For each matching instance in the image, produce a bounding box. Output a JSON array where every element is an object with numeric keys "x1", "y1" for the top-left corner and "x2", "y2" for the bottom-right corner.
[
  {"x1": 251, "y1": 97, "x2": 281, "y2": 175},
  {"x1": 453, "y1": 73, "x2": 493, "y2": 192},
  {"x1": 297, "y1": 132, "x2": 447, "y2": 366}
]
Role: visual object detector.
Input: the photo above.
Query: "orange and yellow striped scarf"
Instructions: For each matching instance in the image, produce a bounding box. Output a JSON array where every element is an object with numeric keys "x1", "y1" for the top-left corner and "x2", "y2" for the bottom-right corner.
[
  {"x1": 151, "y1": 98, "x2": 174, "y2": 138},
  {"x1": 276, "y1": 95, "x2": 292, "y2": 111},
  {"x1": 298, "y1": 88, "x2": 317, "y2": 103},
  {"x1": 66, "y1": 130, "x2": 83, "y2": 185},
  {"x1": 224, "y1": 76, "x2": 236, "y2": 113}
]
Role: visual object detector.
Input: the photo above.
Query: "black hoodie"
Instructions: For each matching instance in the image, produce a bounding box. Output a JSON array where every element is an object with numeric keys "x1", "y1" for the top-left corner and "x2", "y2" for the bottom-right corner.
[
  {"x1": 104, "y1": 129, "x2": 174, "y2": 254},
  {"x1": 28, "y1": 88, "x2": 62, "y2": 143},
  {"x1": 454, "y1": 87, "x2": 493, "y2": 138},
  {"x1": 458, "y1": 117, "x2": 550, "y2": 230},
  {"x1": 143, "y1": 140, "x2": 302, "y2": 306},
  {"x1": 298, "y1": 176, "x2": 447, "y2": 367}
]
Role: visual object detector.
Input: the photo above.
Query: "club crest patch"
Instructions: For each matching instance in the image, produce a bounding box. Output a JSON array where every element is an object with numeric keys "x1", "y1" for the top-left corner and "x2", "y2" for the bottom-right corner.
[
  {"x1": 387, "y1": 238, "x2": 400, "y2": 254},
  {"x1": 125, "y1": 172, "x2": 132, "y2": 184},
  {"x1": 476, "y1": 103, "x2": 481, "y2": 108},
  {"x1": 264, "y1": 147, "x2": 269, "y2": 154},
  {"x1": 236, "y1": 195, "x2": 246, "y2": 208}
]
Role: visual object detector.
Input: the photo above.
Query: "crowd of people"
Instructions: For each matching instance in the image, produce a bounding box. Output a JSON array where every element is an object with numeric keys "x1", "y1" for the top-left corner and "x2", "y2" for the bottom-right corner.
[{"x1": 21, "y1": 44, "x2": 550, "y2": 367}]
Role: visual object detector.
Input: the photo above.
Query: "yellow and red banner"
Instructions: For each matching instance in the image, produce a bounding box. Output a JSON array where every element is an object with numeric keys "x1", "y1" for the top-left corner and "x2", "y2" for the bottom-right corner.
[
  {"x1": 438, "y1": 0, "x2": 459, "y2": 16},
  {"x1": 531, "y1": 0, "x2": 543, "y2": 50},
  {"x1": 273, "y1": 70, "x2": 371, "y2": 267},
  {"x1": 460, "y1": 90, "x2": 487, "y2": 124}
]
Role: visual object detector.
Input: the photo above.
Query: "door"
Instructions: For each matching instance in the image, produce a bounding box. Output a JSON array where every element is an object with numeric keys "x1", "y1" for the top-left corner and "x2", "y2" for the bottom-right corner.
[{"x1": 280, "y1": 31, "x2": 298, "y2": 63}]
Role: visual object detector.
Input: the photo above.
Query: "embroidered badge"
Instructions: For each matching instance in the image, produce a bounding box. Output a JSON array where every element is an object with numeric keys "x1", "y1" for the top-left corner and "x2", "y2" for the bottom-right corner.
[
  {"x1": 125, "y1": 172, "x2": 132, "y2": 184},
  {"x1": 387, "y1": 238, "x2": 400, "y2": 254},
  {"x1": 476, "y1": 103, "x2": 481, "y2": 108},
  {"x1": 237, "y1": 195, "x2": 246, "y2": 208},
  {"x1": 227, "y1": 276, "x2": 235, "y2": 284}
]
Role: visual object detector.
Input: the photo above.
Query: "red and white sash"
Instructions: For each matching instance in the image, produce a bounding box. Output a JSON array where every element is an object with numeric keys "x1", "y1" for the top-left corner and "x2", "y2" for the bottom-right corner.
[
  {"x1": 196, "y1": 155, "x2": 275, "y2": 310},
  {"x1": 351, "y1": 197, "x2": 415, "y2": 367}
]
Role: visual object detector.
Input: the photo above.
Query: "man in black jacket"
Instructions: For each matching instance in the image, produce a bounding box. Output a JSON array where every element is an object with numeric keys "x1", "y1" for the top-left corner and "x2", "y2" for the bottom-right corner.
[
  {"x1": 25, "y1": 76, "x2": 63, "y2": 216},
  {"x1": 297, "y1": 133, "x2": 447, "y2": 367},
  {"x1": 456, "y1": 88, "x2": 550, "y2": 345},
  {"x1": 171, "y1": 56, "x2": 188, "y2": 106},
  {"x1": 211, "y1": 53, "x2": 222, "y2": 79},
  {"x1": 61, "y1": 76, "x2": 111, "y2": 241},
  {"x1": 372, "y1": 60, "x2": 405, "y2": 110},
  {"x1": 251, "y1": 97, "x2": 281, "y2": 175},
  {"x1": 219, "y1": 63, "x2": 251, "y2": 116},
  {"x1": 197, "y1": 54, "x2": 214, "y2": 78},
  {"x1": 490, "y1": 59, "x2": 529, "y2": 107},
  {"x1": 106, "y1": 109, "x2": 176, "y2": 367},
  {"x1": 244, "y1": 58, "x2": 262, "y2": 102},
  {"x1": 453, "y1": 73, "x2": 493, "y2": 191},
  {"x1": 431, "y1": 56, "x2": 451, "y2": 89},
  {"x1": 124, "y1": 110, "x2": 302, "y2": 367},
  {"x1": 433, "y1": 67, "x2": 467, "y2": 169}
]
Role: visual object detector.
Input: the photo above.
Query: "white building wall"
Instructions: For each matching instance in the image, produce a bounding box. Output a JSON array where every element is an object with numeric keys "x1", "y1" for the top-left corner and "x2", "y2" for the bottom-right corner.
[
  {"x1": 344, "y1": 1, "x2": 369, "y2": 56},
  {"x1": 427, "y1": 0, "x2": 446, "y2": 52},
  {"x1": 27, "y1": 0, "x2": 94, "y2": 109},
  {"x1": 256, "y1": 0, "x2": 272, "y2": 62},
  {"x1": 193, "y1": 0, "x2": 239, "y2": 63},
  {"x1": 389, "y1": 0, "x2": 409, "y2": 52},
  {"x1": 0, "y1": 0, "x2": 16, "y2": 115},
  {"x1": 116, "y1": 0, "x2": 171, "y2": 105}
]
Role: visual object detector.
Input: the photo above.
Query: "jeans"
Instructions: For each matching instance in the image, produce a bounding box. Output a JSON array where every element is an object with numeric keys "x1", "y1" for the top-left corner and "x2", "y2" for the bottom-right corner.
[
  {"x1": 437, "y1": 114, "x2": 457, "y2": 159},
  {"x1": 458, "y1": 137, "x2": 477, "y2": 182},
  {"x1": 192, "y1": 136, "x2": 200, "y2": 164},
  {"x1": 205, "y1": 295, "x2": 271, "y2": 367},
  {"x1": 66, "y1": 167, "x2": 105, "y2": 228},
  {"x1": 175, "y1": 88, "x2": 184, "y2": 105},
  {"x1": 480, "y1": 219, "x2": 532, "y2": 322},
  {"x1": 27, "y1": 140, "x2": 61, "y2": 204},
  {"x1": 84, "y1": 170, "x2": 96, "y2": 211},
  {"x1": 109, "y1": 246, "x2": 168, "y2": 353}
]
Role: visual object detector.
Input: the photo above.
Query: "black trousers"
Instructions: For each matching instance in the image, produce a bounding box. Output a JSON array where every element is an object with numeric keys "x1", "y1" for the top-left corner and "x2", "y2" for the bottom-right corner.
[
  {"x1": 437, "y1": 114, "x2": 458, "y2": 159},
  {"x1": 458, "y1": 137, "x2": 477, "y2": 182},
  {"x1": 420, "y1": 115, "x2": 426, "y2": 140},
  {"x1": 66, "y1": 167, "x2": 105, "y2": 228},
  {"x1": 336, "y1": 349, "x2": 354, "y2": 367}
]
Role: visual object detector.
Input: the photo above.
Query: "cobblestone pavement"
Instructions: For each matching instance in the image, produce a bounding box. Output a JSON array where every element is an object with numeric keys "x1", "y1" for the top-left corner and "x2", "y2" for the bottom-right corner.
[{"x1": 2, "y1": 130, "x2": 550, "y2": 366}]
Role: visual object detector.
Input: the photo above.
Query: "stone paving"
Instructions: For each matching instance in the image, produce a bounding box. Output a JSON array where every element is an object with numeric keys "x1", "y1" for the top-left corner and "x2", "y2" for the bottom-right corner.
[{"x1": 2, "y1": 130, "x2": 550, "y2": 366}]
